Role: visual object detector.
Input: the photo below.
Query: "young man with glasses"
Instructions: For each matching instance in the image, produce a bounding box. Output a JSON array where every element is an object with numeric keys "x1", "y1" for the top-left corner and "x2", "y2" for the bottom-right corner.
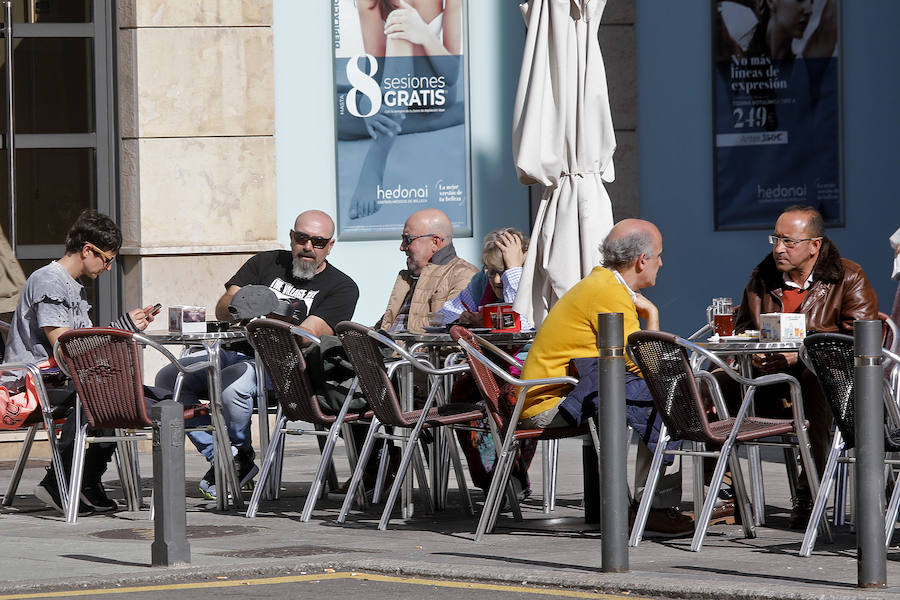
[
  {"x1": 154, "y1": 210, "x2": 359, "y2": 501},
  {"x1": 376, "y1": 208, "x2": 477, "y2": 333},
  {"x1": 729, "y1": 204, "x2": 878, "y2": 528},
  {"x1": 5, "y1": 209, "x2": 160, "y2": 515}
]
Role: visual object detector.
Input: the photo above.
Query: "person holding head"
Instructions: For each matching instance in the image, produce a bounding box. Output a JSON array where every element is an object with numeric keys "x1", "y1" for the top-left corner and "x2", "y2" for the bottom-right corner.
[
  {"x1": 438, "y1": 228, "x2": 531, "y2": 329},
  {"x1": 155, "y1": 210, "x2": 359, "y2": 501},
  {"x1": 517, "y1": 219, "x2": 693, "y2": 535},
  {"x1": 5, "y1": 209, "x2": 160, "y2": 514},
  {"x1": 729, "y1": 204, "x2": 877, "y2": 527},
  {"x1": 376, "y1": 207, "x2": 478, "y2": 333}
]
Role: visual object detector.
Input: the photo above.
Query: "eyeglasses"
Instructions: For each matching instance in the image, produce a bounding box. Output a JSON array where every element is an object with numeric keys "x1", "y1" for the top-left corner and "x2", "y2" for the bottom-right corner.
[
  {"x1": 768, "y1": 235, "x2": 821, "y2": 249},
  {"x1": 401, "y1": 233, "x2": 439, "y2": 246},
  {"x1": 291, "y1": 230, "x2": 331, "y2": 249},
  {"x1": 484, "y1": 267, "x2": 504, "y2": 279},
  {"x1": 84, "y1": 242, "x2": 115, "y2": 266}
]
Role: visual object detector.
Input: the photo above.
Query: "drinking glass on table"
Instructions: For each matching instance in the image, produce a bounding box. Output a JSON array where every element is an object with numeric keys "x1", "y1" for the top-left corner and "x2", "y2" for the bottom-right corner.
[{"x1": 706, "y1": 297, "x2": 734, "y2": 336}]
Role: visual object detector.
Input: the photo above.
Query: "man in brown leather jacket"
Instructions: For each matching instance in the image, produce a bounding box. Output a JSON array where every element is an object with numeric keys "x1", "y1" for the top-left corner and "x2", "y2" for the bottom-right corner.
[
  {"x1": 732, "y1": 204, "x2": 878, "y2": 527},
  {"x1": 377, "y1": 208, "x2": 478, "y2": 333}
]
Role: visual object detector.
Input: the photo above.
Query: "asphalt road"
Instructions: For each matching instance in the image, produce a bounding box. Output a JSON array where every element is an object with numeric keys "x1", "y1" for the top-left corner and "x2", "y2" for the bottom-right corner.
[{"x1": 0, "y1": 573, "x2": 656, "y2": 600}]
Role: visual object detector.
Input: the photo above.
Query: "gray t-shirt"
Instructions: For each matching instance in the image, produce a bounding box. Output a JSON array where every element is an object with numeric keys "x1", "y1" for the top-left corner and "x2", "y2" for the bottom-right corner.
[{"x1": 5, "y1": 261, "x2": 92, "y2": 364}]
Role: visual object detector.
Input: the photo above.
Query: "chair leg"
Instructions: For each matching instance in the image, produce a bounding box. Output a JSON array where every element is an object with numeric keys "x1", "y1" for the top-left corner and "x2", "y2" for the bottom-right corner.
[
  {"x1": 727, "y1": 448, "x2": 756, "y2": 539},
  {"x1": 487, "y1": 441, "x2": 521, "y2": 534},
  {"x1": 795, "y1": 426, "x2": 832, "y2": 544},
  {"x1": 66, "y1": 423, "x2": 89, "y2": 524},
  {"x1": 337, "y1": 418, "x2": 380, "y2": 524},
  {"x1": 246, "y1": 416, "x2": 287, "y2": 518},
  {"x1": 629, "y1": 433, "x2": 670, "y2": 547},
  {"x1": 447, "y1": 427, "x2": 474, "y2": 515},
  {"x1": 833, "y1": 460, "x2": 848, "y2": 526},
  {"x1": 475, "y1": 437, "x2": 517, "y2": 542},
  {"x1": 301, "y1": 419, "x2": 345, "y2": 522},
  {"x1": 884, "y1": 465, "x2": 900, "y2": 548},
  {"x1": 412, "y1": 441, "x2": 434, "y2": 513},
  {"x1": 691, "y1": 441, "x2": 734, "y2": 551},
  {"x1": 800, "y1": 438, "x2": 843, "y2": 556},
  {"x1": 378, "y1": 417, "x2": 430, "y2": 531},
  {"x1": 3, "y1": 425, "x2": 38, "y2": 506}
]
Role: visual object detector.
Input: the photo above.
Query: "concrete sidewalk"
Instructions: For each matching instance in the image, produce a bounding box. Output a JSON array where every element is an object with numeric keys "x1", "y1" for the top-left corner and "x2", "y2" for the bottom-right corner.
[{"x1": 1, "y1": 433, "x2": 898, "y2": 600}]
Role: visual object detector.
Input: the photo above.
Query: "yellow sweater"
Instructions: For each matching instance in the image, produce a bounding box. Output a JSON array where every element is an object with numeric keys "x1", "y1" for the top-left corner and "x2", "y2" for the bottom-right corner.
[{"x1": 519, "y1": 267, "x2": 642, "y2": 420}]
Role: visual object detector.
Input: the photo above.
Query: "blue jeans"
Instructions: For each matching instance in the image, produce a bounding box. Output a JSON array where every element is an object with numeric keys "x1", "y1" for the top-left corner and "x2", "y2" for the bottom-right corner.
[{"x1": 154, "y1": 349, "x2": 256, "y2": 461}]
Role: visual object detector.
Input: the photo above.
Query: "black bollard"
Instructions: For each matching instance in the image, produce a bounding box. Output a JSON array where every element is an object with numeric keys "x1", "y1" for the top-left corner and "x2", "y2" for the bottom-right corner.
[
  {"x1": 597, "y1": 313, "x2": 628, "y2": 572},
  {"x1": 854, "y1": 319, "x2": 886, "y2": 588},
  {"x1": 151, "y1": 400, "x2": 190, "y2": 567}
]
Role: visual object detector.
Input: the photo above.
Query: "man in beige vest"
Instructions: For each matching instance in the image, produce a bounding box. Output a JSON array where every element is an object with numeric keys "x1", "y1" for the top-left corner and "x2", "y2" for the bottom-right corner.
[{"x1": 376, "y1": 208, "x2": 478, "y2": 333}]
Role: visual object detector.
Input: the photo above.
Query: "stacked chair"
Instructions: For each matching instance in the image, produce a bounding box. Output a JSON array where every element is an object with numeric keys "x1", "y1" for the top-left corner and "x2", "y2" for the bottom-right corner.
[
  {"x1": 449, "y1": 325, "x2": 600, "y2": 541},
  {"x1": 797, "y1": 333, "x2": 900, "y2": 555},
  {"x1": 626, "y1": 330, "x2": 827, "y2": 551},
  {"x1": 243, "y1": 318, "x2": 369, "y2": 520},
  {"x1": 334, "y1": 321, "x2": 482, "y2": 530}
]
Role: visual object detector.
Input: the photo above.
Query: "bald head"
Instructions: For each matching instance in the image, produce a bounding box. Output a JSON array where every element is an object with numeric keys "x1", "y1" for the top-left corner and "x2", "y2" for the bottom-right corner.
[
  {"x1": 401, "y1": 209, "x2": 453, "y2": 276},
  {"x1": 405, "y1": 208, "x2": 453, "y2": 243},
  {"x1": 294, "y1": 210, "x2": 335, "y2": 238}
]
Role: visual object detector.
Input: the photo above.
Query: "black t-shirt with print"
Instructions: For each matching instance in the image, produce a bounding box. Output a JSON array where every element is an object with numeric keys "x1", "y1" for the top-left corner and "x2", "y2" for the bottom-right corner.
[{"x1": 225, "y1": 250, "x2": 358, "y2": 328}]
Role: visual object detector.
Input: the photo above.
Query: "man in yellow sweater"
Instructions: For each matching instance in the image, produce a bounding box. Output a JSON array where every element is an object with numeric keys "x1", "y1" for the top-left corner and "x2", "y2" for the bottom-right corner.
[{"x1": 519, "y1": 218, "x2": 692, "y2": 536}]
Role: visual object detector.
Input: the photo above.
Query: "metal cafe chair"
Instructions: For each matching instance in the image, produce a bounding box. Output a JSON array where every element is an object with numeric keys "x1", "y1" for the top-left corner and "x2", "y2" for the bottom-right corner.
[
  {"x1": 334, "y1": 321, "x2": 480, "y2": 530},
  {"x1": 0, "y1": 361, "x2": 69, "y2": 513},
  {"x1": 627, "y1": 330, "x2": 827, "y2": 551},
  {"x1": 797, "y1": 333, "x2": 900, "y2": 556},
  {"x1": 53, "y1": 327, "x2": 218, "y2": 523},
  {"x1": 450, "y1": 326, "x2": 600, "y2": 542},
  {"x1": 243, "y1": 318, "x2": 370, "y2": 520}
]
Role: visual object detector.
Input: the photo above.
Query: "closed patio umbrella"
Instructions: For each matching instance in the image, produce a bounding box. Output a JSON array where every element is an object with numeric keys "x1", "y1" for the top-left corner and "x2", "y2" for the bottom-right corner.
[{"x1": 511, "y1": 0, "x2": 616, "y2": 327}]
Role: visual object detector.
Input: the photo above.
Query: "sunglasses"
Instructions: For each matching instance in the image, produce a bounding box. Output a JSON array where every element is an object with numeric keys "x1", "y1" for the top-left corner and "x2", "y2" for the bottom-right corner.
[
  {"x1": 291, "y1": 230, "x2": 331, "y2": 249},
  {"x1": 84, "y1": 242, "x2": 115, "y2": 267},
  {"x1": 401, "y1": 233, "x2": 439, "y2": 246}
]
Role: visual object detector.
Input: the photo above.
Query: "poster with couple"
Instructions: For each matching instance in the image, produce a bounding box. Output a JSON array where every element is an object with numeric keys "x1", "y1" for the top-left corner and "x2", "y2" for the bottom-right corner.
[
  {"x1": 713, "y1": 0, "x2": 842, "y2": 230},
  {"x1": 332, "y1": 0, "x2": 471, "y2": 240}
]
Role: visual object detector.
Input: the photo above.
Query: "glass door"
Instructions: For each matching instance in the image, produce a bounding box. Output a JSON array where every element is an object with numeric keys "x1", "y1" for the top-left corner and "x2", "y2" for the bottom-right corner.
[{"x1": 0, "y1": 0, "x2": 118, "y2": 323}]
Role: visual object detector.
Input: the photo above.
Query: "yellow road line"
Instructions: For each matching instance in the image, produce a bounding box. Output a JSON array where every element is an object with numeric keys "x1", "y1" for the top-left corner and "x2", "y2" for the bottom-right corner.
[{"x1": 0, "y1": 572, "x2": 649, "y2": 600}]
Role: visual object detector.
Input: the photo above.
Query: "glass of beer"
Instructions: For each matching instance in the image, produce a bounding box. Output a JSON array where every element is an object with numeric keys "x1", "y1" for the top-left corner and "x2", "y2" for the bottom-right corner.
[{"x1": 706, "y1": 297, "x2": 734, "y2": 336}]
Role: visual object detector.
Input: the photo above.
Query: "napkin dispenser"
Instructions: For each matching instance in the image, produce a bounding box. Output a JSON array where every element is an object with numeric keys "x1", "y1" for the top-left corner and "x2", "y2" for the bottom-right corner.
[
  {"x1": 168, "y1": 305, "x2": 207, "y2": 333},
  {"x1": 759, "y1": 312, "x2": 806, "y2": 342}
]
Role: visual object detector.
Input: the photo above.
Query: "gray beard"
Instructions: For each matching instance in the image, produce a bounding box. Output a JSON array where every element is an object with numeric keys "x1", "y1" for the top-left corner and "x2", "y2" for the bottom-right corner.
[{"x1": 292, "y1": 257, "x2": 318, "y2": 280}]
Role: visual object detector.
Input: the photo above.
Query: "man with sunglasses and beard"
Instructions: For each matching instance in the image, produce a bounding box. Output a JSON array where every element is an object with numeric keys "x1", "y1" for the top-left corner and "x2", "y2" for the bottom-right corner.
[{"x1": 155, "y1": 210, "x2": 359, "y2": 501}]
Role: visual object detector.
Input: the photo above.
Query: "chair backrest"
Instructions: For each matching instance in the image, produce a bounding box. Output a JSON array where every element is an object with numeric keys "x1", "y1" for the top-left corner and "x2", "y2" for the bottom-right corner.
[
  {"x1": 245, "y1": 318, "x2": 328, "y2": 424},
  {"x1": 55, "y1": 327, "x2": 151, "y2": 429},
  {"x1": 449, "y1": 325, "x2": 510, "y2": 428},
  {"x1": 335, "y1": 321, "x2": 407, "y2": 426},
  {"x1": 879, "y1": 311, "x2": 898, "y2": 353},
  {"x1": 800, "y1": 333, "x2": 856, "y2": 448},
  {"x1": 626, "y1": 330, "x2": 716, "y2": 443}
]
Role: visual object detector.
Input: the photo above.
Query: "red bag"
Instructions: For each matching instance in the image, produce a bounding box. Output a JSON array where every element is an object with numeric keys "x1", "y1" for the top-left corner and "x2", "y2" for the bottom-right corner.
[{"x1": 0, "y1": 359, "x2": 56, "y2": 430}]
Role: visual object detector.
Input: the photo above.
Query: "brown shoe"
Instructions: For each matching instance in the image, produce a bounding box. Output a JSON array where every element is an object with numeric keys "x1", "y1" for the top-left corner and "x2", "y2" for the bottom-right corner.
[
  {"x1": 709, "y1": 499, "x2": 735, "y2": 524},
  {"x1": 630, "y1": 505, "x2": 694, "y2": 538}
]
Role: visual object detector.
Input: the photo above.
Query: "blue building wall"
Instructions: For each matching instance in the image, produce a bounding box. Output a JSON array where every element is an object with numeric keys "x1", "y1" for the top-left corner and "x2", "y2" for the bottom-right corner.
[{"x1": 637, "y1": 1, "x2": 900, "y2": 336}]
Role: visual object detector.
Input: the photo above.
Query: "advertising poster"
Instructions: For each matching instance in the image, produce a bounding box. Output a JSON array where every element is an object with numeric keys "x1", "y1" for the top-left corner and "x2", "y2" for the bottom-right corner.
[
  {"x1": 332, "y1": 0, "x2": 471, "y2": 240},
  {"x1": 713, "y1": 0, "x2": 841, "y2": 230}
]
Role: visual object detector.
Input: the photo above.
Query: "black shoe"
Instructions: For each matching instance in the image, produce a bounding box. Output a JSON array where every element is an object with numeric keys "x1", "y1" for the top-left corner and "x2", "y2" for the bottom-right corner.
[
  {"x1": 34, "y1": 470, "x2": 92, "y2": 516},
  {"x1": 80, "y1": 482, "x2": 119, "y2": 513},
  {"x1": 235, "y1": 446, "x2": 259, "y2": 489},
  {"x1": 788, "y1": 492, "x2": 813, "y2": 530}
]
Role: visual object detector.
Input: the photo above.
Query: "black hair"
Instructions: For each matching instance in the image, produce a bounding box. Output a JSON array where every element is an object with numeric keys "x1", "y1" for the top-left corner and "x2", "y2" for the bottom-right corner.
[{"x1": 64, "y1": 209, "x2": 123, "y2": 255}]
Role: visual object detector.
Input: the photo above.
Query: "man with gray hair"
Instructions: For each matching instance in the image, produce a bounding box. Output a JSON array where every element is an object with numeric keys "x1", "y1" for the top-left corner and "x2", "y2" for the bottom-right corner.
[{"x1": 518, "y1": 218, "x2": 693, "y2": 536}]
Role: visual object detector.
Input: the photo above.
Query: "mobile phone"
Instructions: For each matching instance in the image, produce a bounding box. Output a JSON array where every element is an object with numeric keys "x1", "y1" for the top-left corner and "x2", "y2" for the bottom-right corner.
[{"x1": 150, "y1": 303, "x2": 162, "y2": 316}]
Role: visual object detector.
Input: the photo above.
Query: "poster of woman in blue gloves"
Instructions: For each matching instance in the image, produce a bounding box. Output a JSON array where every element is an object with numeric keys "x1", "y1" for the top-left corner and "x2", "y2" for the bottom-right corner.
[{"x1": 333, "y1": 0, "x2": 471, "y2": 240}]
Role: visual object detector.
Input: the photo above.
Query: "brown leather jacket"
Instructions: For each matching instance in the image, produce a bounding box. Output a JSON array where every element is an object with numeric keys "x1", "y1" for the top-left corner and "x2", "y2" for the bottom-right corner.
[
  {"x1": 376, "y1": 251, "x2": 478, "y2": 334},
  {"x1": 734, "y1": 237, "x2": 878, "y2": 335}
]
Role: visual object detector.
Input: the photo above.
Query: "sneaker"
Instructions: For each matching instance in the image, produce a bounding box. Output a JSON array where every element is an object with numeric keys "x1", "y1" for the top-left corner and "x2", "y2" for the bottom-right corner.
[
  {"x1": 34, "y1": 471, "x2": 92, "y2": 516},
  {"x1": 80, "y1": 482, "x2": 119, "y2": 513},
  {"x1": 630, "y1": 504, "x2": 694, "y2": 537},
  {"x1": 788, "y1": 492, "x2": 813, "y2": 530},
  {"x1": 199, "y1": 466, "x2": 216, "y2": 501}
]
